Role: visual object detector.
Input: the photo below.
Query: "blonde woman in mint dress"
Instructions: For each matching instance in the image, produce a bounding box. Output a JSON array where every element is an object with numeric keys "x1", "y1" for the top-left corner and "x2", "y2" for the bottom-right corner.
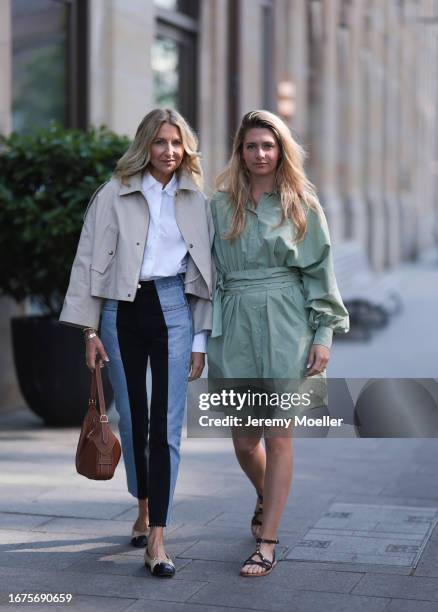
[{"x1": 208, "y1": 110, "x2": 349, "y2": 577}]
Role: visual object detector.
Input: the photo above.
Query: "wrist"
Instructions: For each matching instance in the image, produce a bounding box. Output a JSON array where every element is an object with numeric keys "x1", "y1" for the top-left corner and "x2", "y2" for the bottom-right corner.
[
  {"x1": 312, "y1": 325, "x2": 333, "y2": 349},
  {"x1": 83, "y1": 327, "x2": 97, "y2": 341}
]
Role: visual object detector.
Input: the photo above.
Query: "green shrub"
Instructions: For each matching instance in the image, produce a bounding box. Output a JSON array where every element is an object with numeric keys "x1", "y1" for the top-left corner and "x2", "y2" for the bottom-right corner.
[{"x1": 0, "y1": 123, "x2": 130, "y2": 316}]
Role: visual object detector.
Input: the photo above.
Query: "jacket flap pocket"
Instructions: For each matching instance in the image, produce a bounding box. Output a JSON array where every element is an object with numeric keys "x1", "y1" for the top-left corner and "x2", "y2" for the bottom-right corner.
[{"x1": 91, "y1": 225, "x2": 118, "y2": 273}]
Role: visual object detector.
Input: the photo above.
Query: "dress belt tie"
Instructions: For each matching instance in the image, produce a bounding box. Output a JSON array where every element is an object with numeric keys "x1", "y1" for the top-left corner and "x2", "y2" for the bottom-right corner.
[{"x1": 211, "y1": 266, "x2": 301, "y2": 338}]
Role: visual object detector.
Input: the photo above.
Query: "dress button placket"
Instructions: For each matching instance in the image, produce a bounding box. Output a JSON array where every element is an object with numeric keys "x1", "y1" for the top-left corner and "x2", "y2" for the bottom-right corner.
[{"x1": 247, "y1": 216, "x2": 259, "y2": 263}]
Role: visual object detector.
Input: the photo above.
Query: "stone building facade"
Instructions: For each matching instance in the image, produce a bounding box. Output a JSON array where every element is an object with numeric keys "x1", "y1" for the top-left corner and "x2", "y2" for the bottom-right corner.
[{"x1": 1, "y1": 0, "x2": 437, "y2": 407}]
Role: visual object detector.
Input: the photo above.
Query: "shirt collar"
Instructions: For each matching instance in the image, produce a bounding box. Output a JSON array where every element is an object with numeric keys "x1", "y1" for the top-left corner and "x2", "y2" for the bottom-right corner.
[{"x1": 142, "y1": 171, "x2": 178, "y2": 196}]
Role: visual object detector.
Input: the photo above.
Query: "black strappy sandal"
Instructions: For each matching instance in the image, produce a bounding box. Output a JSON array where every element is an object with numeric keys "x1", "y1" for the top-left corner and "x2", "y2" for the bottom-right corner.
[
  {"x1": 240, "y1": 537, "x2": 279, "y2": 577},
  {"x1": 251, "y1": 494, "x2": 263, "y2": 538}
]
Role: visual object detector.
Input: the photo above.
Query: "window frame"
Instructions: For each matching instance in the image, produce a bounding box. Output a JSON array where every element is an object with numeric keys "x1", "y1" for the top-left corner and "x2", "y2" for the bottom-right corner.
[
  {"x1": 261, "y1": 0, "x2": 275, "y2": 112},
  {"x1": 153, "y1": 1, "x2": 199, "y2": 129},
  {"x1": 11, "y1": 0, "x2": 88, "y2": 131}
]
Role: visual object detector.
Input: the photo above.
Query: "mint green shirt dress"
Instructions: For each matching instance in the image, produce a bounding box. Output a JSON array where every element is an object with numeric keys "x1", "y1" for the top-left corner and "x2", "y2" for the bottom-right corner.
[{"x1": 207, "y1": 191, "x2": 349, "y2": 384}]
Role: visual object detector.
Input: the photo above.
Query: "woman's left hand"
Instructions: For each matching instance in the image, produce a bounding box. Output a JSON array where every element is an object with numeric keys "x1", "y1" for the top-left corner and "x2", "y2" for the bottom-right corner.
[
  {"x1": 306, "y1": 344, "x2": 330, "y2": 376},
  {"x1": 189, "y1": 352, "x2": 205, "y2": 381}
]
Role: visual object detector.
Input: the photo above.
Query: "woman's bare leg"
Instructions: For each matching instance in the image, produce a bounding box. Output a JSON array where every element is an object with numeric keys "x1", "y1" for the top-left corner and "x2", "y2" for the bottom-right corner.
[
  {"x1": 232, "y1": 427, "x2": 265, "y2": 537},
  {"x1": 241, "y1": 430, "x2": 294, "y2": 575},
  {"x1": 232, "y1": 427, "x2": 265, "y2": 495}
]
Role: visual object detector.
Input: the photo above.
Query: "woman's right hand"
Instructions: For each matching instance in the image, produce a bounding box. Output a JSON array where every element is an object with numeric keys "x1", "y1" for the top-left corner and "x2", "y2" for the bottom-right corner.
[{"x1": 85, "y1": 335, "x2": 110, "y2": 370}]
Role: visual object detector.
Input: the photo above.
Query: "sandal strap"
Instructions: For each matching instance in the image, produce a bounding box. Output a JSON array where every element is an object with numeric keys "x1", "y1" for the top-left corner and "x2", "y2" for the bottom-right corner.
[
  {"x1": 251, "y1": 495, "x2": 264, "y2": 527},
  {"x1": 256, "y1": 537, "x2": 279, "y2": 545},
  {"x1": 242, "y1": 550, "x2": 273, "y2": 570},
  {"x1": 255, "y1": 496, "x2": 263, "y2": 512},
  {"x1": 242, "y1": 558, "x2": 272, "y2": 571},
  {"x1": 251, "y1": 506, "x2": 263, "y2": 525}
]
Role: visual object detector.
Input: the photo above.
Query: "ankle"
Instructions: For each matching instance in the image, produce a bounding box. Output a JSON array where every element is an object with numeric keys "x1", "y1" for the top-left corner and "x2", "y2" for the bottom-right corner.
[
  {"x1": 148, "y1": 528, "x2": 164, "y2": 542},
  {"x1": 147, "y1": 540, "x2": 165, "y2": 556}
]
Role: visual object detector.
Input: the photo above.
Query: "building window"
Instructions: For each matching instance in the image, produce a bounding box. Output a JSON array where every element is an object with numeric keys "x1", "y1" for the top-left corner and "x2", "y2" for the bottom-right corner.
[
  {"x1": 12, "y1": 0, "x2": 88, "y2": 133},
  {"x1": 153, "y1": 0, "x2": 199, "y2": 129}
]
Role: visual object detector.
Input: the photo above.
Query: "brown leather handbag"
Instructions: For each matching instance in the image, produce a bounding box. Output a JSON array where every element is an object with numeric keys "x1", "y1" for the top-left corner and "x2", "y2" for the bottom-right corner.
[{"x1": 76, "y1": 361, "x2": 121, "y2": 480}]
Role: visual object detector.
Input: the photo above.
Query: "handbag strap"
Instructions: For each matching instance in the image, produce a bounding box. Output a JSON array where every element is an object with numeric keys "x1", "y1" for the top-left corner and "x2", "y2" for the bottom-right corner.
[
  {"x1": 90, "y1": 367, "x2": 97, "y2": 403},
  {"x1": 89, "y1": 361, "x2": 108, "y2": 423}
]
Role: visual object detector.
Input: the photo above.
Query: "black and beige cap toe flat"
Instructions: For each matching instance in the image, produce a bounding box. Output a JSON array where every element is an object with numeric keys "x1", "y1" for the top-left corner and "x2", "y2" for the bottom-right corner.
[
  {"x1": 144, "y1": 548, "x2": 176, "y2": 577},
  {"x1": 130, "y1": 526, "x2": 149, "y2": 548}
]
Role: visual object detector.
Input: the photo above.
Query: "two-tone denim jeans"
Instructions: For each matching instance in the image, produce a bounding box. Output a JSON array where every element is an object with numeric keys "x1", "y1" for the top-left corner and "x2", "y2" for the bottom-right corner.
[{"x1": 100, "y1": 274, "x2": 193, "y2": 526}]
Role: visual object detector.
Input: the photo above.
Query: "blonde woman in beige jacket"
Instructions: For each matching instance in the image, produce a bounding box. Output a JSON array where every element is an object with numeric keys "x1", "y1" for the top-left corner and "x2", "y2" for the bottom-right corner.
[{"x1": 60, "y1": 108, "x2": 214, "y2": 578}]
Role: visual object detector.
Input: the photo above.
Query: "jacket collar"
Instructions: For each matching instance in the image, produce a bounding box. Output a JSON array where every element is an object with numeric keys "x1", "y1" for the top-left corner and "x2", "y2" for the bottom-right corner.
[
  {"x1": 118, "y1": 169, "x2": 199, "y2": 196},
  {"x1": 177, "y1": 171, "x2": 199, "y2": 192}
]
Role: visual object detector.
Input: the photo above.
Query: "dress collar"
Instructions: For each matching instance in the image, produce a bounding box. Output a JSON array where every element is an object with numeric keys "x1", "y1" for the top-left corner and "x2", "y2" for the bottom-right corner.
[{"x1": 244, "y1": 191, "x2": 278, "y2": 212}]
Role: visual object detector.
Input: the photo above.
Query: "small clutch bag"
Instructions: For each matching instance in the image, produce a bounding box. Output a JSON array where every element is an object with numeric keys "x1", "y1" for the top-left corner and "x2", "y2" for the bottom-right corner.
[{"x1": 75, "y1": 361, "x2": 121, "y2": 480}]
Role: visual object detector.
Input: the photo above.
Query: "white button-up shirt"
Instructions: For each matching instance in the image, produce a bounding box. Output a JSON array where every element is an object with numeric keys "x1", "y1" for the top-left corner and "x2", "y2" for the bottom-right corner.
[{"x1": 140, "y1": 171, "x2": 206, "y2": 353}]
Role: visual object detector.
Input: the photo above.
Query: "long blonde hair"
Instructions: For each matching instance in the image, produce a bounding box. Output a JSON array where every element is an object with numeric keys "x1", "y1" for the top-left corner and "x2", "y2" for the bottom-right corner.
[
  {"x1": 114, "y1": 108, "x2": 203, "y2": 187},
  {"x1": 216, "y1": 110, "x2": 320, "y2": 240}
]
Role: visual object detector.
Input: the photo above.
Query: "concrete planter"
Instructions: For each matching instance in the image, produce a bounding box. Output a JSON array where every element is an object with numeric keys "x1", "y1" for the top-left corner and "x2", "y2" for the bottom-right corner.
[{"x1": 11, "y1": 316, "x2": 113, "y2": 427}]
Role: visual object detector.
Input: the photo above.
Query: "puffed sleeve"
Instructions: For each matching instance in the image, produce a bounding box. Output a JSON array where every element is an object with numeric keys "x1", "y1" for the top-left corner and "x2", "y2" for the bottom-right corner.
[{"x1": 298, "y1": 205, "x2": 349, "y2": 348}]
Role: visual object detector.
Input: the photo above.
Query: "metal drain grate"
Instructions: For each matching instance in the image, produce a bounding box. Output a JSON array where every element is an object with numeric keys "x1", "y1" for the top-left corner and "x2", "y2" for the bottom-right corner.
[{"x1": 287, "y1": 503, "x2": 438, "y2": 567}]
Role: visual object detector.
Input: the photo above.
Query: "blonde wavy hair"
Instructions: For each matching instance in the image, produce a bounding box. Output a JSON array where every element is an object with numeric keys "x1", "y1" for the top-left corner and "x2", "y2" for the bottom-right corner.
[
  {"x1": 216, "y1": 109, "x2": 320, "y2": 241},
  {"x1": 114, "y1": 108, "x2": 202, "y2": 187}
]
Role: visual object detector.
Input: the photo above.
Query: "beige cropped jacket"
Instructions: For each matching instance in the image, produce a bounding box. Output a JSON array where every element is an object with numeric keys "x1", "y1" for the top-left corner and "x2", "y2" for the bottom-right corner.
[{"x1": 59, "y1": 171, "x2": 214, "y2": 334}]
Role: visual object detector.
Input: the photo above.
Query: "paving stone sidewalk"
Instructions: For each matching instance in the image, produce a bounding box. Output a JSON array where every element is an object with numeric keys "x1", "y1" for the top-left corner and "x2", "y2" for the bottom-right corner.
[
  {"x1": 1, "y1": 406, "x2": 438, "y2": 612},
  {"x1": 1, "y1": 259, "x2": 437, "y2": 612}
]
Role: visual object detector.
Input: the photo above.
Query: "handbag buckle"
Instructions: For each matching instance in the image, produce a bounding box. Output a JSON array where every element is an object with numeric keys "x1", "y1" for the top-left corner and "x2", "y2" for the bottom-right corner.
[{"x1": 99, "y1": 415, "x2": 109, "y2": 423}]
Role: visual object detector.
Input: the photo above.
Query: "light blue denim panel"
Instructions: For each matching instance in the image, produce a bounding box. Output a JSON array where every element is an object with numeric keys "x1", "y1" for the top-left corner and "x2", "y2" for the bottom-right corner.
[
  {"x1": 154, "y1": 276, "x2": 193, "y2": 525},
  {"x1": 100, "y1": 298, "x2": 139, "y2": 498}
]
